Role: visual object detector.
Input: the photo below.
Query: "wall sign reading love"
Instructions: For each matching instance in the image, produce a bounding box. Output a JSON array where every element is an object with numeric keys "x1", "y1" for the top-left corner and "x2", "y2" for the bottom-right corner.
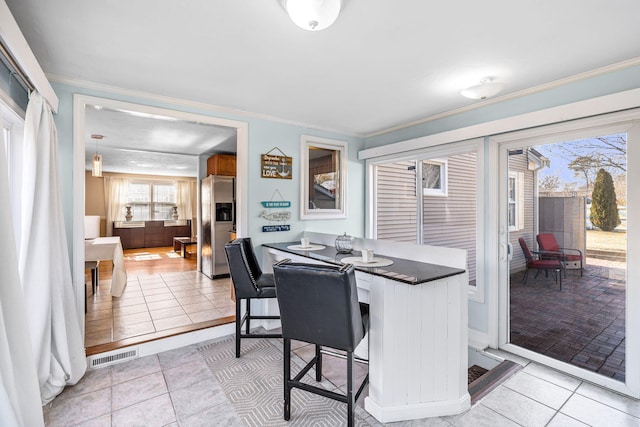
[{"x1": 261, "y1": 147, "x2": 292, "y2": 179}]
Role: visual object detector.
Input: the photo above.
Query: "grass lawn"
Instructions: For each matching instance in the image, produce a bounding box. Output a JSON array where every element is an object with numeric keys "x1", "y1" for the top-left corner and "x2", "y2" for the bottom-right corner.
[{"x1": 587, "y1": 230, "x2": 627, "y2": 252}]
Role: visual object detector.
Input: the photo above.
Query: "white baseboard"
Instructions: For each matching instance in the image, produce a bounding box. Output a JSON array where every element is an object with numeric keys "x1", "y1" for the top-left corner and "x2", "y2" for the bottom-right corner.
[{"x1": 468, "y1": 327, "x2": 490, "y2": 350}]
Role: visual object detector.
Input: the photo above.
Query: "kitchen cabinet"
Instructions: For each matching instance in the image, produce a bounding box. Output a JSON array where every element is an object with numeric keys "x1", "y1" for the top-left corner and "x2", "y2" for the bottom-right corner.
[{"x1": 207, "y1": 154, "x2": 236, "y2": 176}]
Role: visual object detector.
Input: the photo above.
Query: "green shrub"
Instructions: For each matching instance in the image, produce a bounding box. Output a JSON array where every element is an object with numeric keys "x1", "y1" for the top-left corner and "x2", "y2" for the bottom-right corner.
[{"x1": 590, "y1": 168, "x2": 620, "y2": 232}]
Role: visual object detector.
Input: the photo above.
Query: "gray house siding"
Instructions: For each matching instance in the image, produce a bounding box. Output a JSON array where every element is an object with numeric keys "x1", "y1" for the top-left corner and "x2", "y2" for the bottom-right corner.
[
  {"x1": 376, "y1": 153, "x2": 477, "y2": 284},
  {"x1": 508, "y1": 152, "x2": 537, "y2": 273},
  {"x1": 376, "y1": 160, "x2": 417, "y2": 243}
]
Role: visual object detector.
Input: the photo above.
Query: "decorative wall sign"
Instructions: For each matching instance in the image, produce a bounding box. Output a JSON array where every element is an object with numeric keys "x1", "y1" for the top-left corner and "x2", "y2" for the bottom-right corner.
[
  {"x1": 261, "y1": 201, "x2": 291, "y2": 208},
  {"x1": 261, "y1": 147, "x2": 292, "y2": 179},
  {"x1": 263, "y1": 225, "x2": 291, "y2": 232},
  {"x1": 259, "y1": 210, "x2": 291, "y2": 221}
]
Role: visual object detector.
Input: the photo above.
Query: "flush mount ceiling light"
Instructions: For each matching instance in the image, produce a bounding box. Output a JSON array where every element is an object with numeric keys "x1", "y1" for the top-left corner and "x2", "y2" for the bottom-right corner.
[
  {"x1": 91, "y1": 134, "x2": 103, "y2": 177},
  {"x1": 460, "y1": 77, "x2": 505, "y2": 100},
  {"x1": 284, "y1": 0, "x2": 342, "y2": 31}
]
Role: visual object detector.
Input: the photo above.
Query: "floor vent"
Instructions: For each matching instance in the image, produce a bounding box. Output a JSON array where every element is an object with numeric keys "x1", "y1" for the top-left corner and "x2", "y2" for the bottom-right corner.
[{"x1": 89, "y1": 348, "x2": 138, "y2": 368}]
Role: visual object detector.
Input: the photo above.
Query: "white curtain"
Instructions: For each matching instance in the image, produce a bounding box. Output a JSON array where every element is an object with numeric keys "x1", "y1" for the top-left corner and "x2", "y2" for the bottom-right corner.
[
  {"x1": 177, "y1": 180, "x2": 193, "y2": 222},
  {"x1": 18, "y1": 92, "x2": 86, "y2": 404},
  {"x1": 0, "y1": 113, "x2": 44, "y2": 426},
  {"x1": 104, "y1": 176, "x2": 129, "y2": 236}
]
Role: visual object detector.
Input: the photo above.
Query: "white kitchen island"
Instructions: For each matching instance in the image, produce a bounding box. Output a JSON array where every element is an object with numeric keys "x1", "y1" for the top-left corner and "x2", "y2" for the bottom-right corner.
[{"x1": 262, "y1": 233, "x2": 470, "y2": 423}]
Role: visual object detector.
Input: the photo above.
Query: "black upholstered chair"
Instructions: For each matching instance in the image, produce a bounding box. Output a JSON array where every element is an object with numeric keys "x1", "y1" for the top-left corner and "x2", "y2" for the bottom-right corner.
[
  {"x1": 272, "y1": 260, "x2": 369, "y2": 427},
  {"x1": 224, "y1": 238, "x2": 281, "y2": 358}
]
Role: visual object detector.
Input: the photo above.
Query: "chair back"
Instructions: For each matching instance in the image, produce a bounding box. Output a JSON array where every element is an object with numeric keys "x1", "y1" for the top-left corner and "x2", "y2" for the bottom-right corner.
[
  {"x1": 537, "y1": 233, "x2": 559, "y2": 252},
  {"x1": 224, "y1": 238, "x2": 263, "y2": 299},
  {"x1": 273, "y1": 262, "x2": 365, "y2": 352},
  {"x1": 518, "y1": 238, "x2": 534, "y2": 264}
]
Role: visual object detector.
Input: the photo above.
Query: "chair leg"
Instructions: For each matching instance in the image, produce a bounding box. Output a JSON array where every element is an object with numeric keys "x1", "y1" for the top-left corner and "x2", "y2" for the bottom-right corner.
[
  {"x1": 235, "y1": 298, "x2": 242, "y2": 358},
  {"x1": 315, "y1": 344, "x2": 322, "y2": 382},
  {"x1": 245, "y1": 299, "x2": 251, "y2": 335},
  {"x1": 558, "y1": 267, "x2": 562, "y2": 291},
  {"x1": 347, "y1": 351, "x2": 355, "y2": 427},
  {"x1": 91, "y1": 267, "x2": 98, "y2": 294},
  {"x1": 522, "y1": 269, "x2": 529, "y2": 284},
  {"x1": 284, "y1": 338, "x2": 291, "y2": 421}
]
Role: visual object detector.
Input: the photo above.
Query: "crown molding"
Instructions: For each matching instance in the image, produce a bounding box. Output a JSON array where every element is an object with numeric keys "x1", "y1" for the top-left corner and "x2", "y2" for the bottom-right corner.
[
  {"x1": 364, "y1": 57, "x2": 640, "y2": 139},
  {"x1": 48, "y1": 56, "x2": 640, "y2": 141},
  {"x1": 47, "y1": 74, "x2": 361, "y2": 137}
]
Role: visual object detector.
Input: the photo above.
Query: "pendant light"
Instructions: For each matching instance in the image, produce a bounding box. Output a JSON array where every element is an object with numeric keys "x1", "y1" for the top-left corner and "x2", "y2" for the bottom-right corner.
[
  {"x1": 91, "y1": 134, "x2": 103, "y2": 177},
  {"x1": 285, "y1": 0, "x2": 342, "y2": 31}
]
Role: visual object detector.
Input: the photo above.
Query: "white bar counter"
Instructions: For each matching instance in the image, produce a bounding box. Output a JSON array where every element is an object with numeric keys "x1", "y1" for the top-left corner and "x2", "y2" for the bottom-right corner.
[{"x1": 262, "y1": 233, "x2": 470, "y2": 423}]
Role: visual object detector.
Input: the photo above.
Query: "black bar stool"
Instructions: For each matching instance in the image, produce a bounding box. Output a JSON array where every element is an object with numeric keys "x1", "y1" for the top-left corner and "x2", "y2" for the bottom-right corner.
[
  {"x1": 224, "y1": 238, "x2": 282, "y2": 357},
  {"x1": 273, "y1": 260, "x2": 369, "y2": 427}
]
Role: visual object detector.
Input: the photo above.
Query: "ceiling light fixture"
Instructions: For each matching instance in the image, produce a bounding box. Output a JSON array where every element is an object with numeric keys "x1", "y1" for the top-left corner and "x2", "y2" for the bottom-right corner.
[
  {"x1": 460, "y1": 77, "x2": 505, "y2": 100},
  {"x1": 91, "y1": 134, "x2": 103, "y2": 177},
  {"x1": 285, "y1": 0, "x2": 342, "y2": 31}
]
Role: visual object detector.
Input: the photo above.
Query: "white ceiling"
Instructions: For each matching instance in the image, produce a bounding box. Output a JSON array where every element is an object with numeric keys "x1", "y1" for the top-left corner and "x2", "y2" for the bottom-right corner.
[
  {"x1": 84, "y1": 106, "x2": 236, "y2": 177},
  {"x1": 6, "y1": 0, "x2": 640, "y2": 173}
]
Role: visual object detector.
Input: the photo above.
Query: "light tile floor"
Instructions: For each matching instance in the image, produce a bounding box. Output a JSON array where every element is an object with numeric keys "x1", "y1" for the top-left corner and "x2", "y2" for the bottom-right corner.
[
  {"x1": 85, "y1": 270, "x2": 235, "y2": 348},
  {"x1": 44, "y1": 337, "x2": 640, "y2": 426}
]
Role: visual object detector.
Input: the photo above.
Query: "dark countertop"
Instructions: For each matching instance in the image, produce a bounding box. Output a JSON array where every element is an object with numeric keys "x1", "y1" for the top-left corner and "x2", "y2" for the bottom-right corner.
[{"x1": 263, "y1": 242, "x2": 466, "y2": 285}]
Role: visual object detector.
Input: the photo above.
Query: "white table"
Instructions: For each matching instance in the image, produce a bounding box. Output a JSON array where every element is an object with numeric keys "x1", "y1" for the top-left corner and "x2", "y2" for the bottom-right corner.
[{"x1": 85, "y1": 237, "x2": 128, "y2": 297}]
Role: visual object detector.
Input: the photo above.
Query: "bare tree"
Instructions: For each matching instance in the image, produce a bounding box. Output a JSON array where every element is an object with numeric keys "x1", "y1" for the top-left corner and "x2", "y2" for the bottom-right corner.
[
  {"x1": 568, "y1": 155, "x2": 600, "y2": 193},
  {"x1": 539, "y1": 175, "x2": 561, "y2": 192},
  {"x1": 547, "y1": 134, "x2": 627, "y2": 174}
]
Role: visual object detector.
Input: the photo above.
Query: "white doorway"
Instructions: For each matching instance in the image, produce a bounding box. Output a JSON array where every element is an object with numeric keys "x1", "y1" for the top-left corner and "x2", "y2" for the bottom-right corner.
[{"x1": 72, "y1": 95, "x2": 249, "y2": 341}]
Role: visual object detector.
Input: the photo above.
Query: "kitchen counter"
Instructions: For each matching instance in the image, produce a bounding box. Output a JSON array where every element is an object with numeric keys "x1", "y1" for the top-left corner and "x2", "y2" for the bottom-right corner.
[
  {"x1": 262, "y1": 236, "x2": 470, "y2": 422},
  {"x1": 262, "y1": 242, "x2": 465, "y2": 285}
]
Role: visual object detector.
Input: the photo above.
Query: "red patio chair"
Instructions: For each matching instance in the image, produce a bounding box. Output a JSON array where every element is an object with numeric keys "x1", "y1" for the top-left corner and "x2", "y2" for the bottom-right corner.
[
  {"x1": 518, "y1": 237, "x2": 562, "y2": 290},
  {"x1": 536, "y1": 233, "x2": 583, "y2": 277}
]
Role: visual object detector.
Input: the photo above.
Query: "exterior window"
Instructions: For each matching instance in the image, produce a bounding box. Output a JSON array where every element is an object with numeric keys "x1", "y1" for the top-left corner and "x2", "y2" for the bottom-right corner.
[
  {"x1": 127, "y1": 181, "x2": 177, "y2": 220},
  {"x1": 422, "y1": 159, "x2": 447, "y2": 196},
  {"x1": 508, "y1": 171, "x2": 524, "y2": 231}
]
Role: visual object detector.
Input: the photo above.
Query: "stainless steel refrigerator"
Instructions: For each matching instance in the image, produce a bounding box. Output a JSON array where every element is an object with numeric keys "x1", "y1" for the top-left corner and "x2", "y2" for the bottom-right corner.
[{"x1": 201, "y1": 175, "x2": 234, "y2": 278}]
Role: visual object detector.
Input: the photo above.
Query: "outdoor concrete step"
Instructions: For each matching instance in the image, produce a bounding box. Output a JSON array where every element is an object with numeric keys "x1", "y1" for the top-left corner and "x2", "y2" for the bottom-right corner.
[{"x1": 586, "y1": 249, "x2": 626, "y2": 261}]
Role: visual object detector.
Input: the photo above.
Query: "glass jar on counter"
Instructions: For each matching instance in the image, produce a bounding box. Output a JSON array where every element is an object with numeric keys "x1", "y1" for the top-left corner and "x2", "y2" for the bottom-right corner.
[{"x1": 335, "y1": 232, "x2": 354, "y2": 254}]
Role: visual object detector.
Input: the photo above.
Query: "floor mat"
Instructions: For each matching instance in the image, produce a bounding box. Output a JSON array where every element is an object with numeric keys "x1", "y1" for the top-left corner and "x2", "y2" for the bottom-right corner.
[{"x1": 200, "y1": 337, "x2": 372, "y2": 426}]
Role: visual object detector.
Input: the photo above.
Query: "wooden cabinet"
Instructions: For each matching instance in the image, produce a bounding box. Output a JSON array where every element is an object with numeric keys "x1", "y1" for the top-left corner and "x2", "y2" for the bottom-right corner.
[
  {"x1": 144, "y1": 221, "x2": 165, "y2": 247},
  {"x1": 207, "y1": 154, "x2": 236, "y2": 176},
  {"x1": 112, "y1": 227, "x2": 145, "y2": 249},
  {"x1": 113, "y1": 221, "x2": 192, "y2": 249}
]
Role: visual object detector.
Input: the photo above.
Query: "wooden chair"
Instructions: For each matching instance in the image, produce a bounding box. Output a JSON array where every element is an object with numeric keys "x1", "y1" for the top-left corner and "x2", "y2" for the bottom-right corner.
[{"x1": 518, "y1": 237, "x2": 563, "y2": 290}]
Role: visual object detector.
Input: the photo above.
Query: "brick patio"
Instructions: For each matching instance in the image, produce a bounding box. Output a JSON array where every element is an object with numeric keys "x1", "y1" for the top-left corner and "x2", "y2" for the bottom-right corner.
[{"x1": 510, "y1": 257, "x2": 626, "y2": 382}]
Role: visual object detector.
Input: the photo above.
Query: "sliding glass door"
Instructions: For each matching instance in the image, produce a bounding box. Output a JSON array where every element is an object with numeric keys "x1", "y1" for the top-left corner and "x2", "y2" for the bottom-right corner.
[{"x1": 495, "y1": 112, "x2": 639, "y2": 397}]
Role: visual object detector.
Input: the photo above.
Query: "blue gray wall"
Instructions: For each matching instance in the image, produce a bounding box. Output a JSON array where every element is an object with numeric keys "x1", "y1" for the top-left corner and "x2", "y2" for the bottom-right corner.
[
  {"x1": 363, "y1": 64, "x2": 640, "y2": 336},
  {"x1": 51, "y1": 82, "x2": 366, "y2": 262}
]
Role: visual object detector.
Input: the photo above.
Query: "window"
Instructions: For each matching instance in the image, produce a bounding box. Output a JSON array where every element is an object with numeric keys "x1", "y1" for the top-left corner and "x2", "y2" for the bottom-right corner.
[
  {"x1": 372, "y1": 147, "x2": 481, "y2": 296},
  {"x1": 126, "y1": 181, "x2": 177, "y2": 220},
  {"x1": 300, "y1": 135, "x2": 347, "y2": 219},
  {"x1": 508, "y1": 171, "x2": 524, "y2": 231},
  {"x1": 422, "y1": 159, "x2": 447, "y2": 196}
]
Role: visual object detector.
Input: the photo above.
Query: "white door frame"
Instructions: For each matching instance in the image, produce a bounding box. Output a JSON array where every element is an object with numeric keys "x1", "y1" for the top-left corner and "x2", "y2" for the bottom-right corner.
[
  {"x1": 72, "y1": 94, "x2": 249, "y2": 336},
  {"x1": 489, "y1": 109, "x2": 640, "y2": 397}
]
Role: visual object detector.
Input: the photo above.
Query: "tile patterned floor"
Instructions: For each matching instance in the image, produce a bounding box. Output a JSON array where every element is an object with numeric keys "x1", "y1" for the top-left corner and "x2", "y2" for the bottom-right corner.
[
  {"x1": 43, "y1": 337, "x2": 640, "y2": 426},
  {"x1": 85, "y1": 269, "x2": 235, "y2": 348},
  {"x1": 510, "y1": 257, "x2": 626, "y2": 381}
]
